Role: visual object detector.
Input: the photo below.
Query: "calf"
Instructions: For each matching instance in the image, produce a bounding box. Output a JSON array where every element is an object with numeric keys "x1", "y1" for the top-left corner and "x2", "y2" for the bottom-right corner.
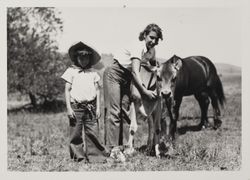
[{"x1": 126, "y1": 65, "x2": 165, "y2": 158}]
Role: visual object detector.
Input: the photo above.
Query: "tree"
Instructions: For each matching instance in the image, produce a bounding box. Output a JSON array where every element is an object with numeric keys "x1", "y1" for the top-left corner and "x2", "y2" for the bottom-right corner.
[{"x1": 7, "y1": 7, "x2": 65, "y2": 108}]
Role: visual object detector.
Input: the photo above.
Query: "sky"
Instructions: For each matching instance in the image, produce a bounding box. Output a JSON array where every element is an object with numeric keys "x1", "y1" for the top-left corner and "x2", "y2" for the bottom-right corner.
[{"x1": 57, "y1": 5, "x2": 243, "y2": 67}]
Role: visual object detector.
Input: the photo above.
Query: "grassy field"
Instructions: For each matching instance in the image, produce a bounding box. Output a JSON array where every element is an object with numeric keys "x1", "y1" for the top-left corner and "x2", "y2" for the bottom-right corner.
[{"x1": 7, "y1": 73, "x2": 241, "y2": 171}]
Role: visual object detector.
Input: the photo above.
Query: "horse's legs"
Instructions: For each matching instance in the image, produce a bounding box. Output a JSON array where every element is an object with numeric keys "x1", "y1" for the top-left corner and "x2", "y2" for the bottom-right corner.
[
  {"x1": 208, "y1": 90, "x2": 222, "y2": 129},
  {"x1": 172, "y1": 97, "x2": 182, "y2": 139},
  {"x1": 194, "y1": 92, "x2": 210, "y2": 129}
]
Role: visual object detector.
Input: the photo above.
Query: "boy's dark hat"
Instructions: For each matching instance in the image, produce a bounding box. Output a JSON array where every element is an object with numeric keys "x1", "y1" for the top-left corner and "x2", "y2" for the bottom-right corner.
[{"x1": 68, "y1": 41, "x2": 101, "y2": 66}]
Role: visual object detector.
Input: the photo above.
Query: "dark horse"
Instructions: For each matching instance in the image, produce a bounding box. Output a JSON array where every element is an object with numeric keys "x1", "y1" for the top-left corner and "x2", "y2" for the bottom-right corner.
[{"x1": 158, "y1": 55, "x2": 226, "y2": 140}]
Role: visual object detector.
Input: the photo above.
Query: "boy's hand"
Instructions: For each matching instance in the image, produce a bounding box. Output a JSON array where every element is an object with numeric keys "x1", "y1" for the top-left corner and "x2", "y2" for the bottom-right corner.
[
  {"x1": 67, "y1": 107, "x2": 75, "y2": 118},
  {"x1": 67, "y1": 108, "x2": 76, "y2": 126}
]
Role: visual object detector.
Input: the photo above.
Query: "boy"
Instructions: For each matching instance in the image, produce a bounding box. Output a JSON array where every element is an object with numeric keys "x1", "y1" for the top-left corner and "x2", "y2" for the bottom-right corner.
[{"x1": 61, "y1": 41, "x2": 109, "y2": 163}]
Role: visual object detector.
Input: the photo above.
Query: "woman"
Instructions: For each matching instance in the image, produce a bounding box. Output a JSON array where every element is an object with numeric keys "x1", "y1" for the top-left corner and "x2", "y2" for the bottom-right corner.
[{"x1": 103, "y1": 24, "x2": 163, "y2": 157}]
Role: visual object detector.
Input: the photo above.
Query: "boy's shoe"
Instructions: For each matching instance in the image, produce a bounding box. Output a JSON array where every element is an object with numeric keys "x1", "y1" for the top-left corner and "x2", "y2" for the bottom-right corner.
[{"x1": 69, "y1": 144, "x2": 85, "y2": 162}]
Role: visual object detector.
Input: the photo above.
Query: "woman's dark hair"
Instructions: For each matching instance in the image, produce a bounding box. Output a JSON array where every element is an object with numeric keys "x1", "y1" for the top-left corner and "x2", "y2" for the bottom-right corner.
[{"x1": 139, "y1": 23, "x2": 163, "y2": 41}]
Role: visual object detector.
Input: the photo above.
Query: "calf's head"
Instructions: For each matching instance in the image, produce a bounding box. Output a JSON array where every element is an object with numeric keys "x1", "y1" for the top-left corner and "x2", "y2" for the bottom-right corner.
[{"x1": 157, "y1": 55, "x2": 182, "y2": 100}]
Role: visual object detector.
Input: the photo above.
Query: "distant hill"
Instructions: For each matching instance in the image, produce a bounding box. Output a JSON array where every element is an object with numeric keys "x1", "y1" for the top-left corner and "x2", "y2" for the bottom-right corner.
[{"x1": 214, "y1": 63, "x2": 241, "y2": 75}]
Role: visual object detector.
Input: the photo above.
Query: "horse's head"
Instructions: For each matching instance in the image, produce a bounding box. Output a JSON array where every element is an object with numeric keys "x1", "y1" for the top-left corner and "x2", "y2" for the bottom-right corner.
[{"x1": 157, "y1": 55, "x2": 182, "y2": 100}]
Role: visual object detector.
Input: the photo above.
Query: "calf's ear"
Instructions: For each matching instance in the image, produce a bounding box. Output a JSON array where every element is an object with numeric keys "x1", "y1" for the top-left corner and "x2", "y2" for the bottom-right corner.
[{"x1": 174, "y1": 59, "x2": 182, "y2": 71}]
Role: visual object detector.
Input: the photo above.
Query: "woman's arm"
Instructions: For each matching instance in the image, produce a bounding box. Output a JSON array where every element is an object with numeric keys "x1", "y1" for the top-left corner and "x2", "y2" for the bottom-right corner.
[{"x1": 131, "y1": 58, "x2": 157, "y2": 100}]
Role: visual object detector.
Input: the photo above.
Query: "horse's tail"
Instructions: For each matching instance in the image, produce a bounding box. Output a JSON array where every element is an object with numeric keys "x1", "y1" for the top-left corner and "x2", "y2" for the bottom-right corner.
[{"x1": 214, "y1": 75, "x2": 226, "y2": 107}]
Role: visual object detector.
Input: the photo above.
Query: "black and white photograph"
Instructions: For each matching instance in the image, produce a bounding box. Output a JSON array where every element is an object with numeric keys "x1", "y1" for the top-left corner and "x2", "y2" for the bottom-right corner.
[{"x1": 1, "y1": 0, "x2": 250, "y2": 179}]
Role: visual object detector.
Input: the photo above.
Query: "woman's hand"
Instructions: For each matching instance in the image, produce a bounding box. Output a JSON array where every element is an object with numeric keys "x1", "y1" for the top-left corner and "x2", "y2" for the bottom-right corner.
[{"x1": 143, "y1": 89, "x2": 157, "y2": 100}]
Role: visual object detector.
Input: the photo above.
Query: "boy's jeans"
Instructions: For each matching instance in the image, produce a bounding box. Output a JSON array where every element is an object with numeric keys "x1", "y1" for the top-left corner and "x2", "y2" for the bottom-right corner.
[{"x1": 69, "y1": 99, "x2": 108, "y2": 162}]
